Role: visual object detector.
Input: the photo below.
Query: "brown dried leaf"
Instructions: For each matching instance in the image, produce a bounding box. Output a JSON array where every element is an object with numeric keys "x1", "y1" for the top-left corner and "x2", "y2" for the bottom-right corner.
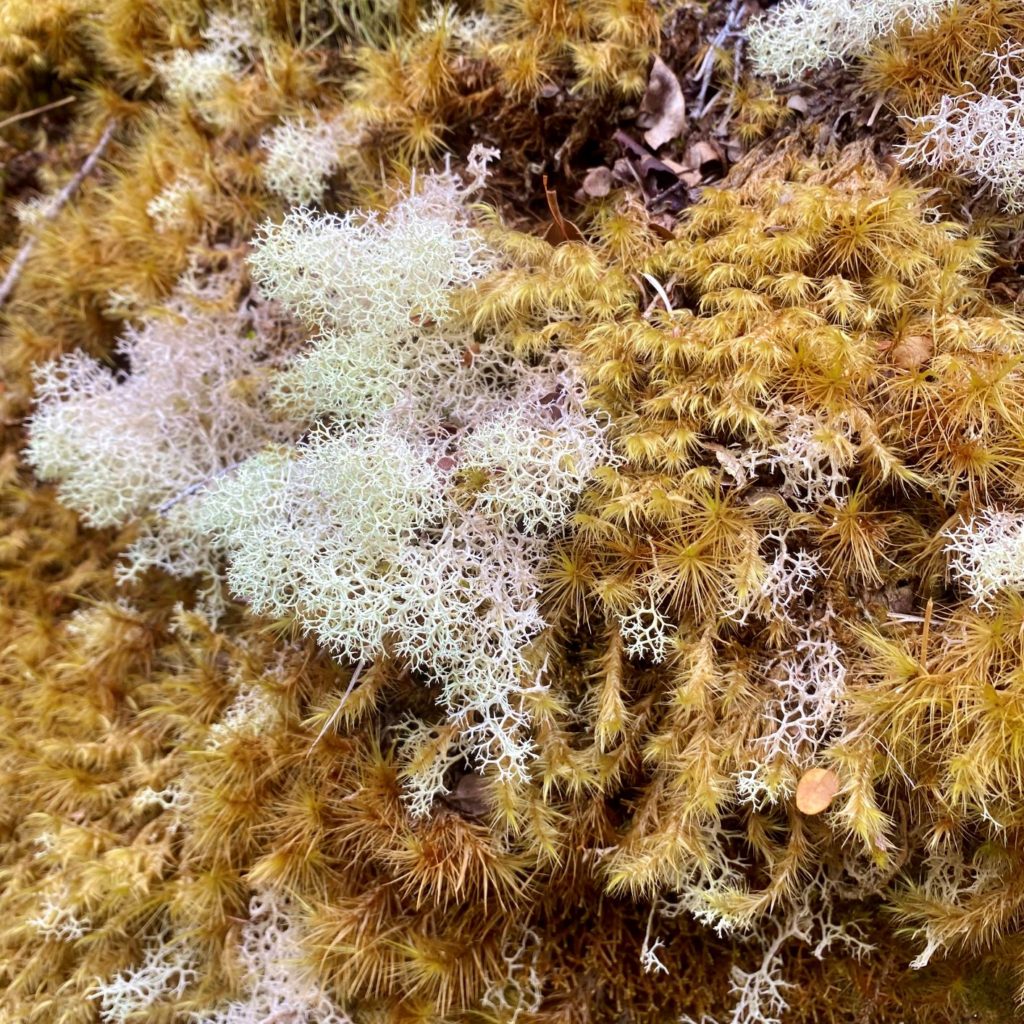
[
  {"x1": 446, "y1": 772, "x2": 491, "y2": 817},
  {"x1": 685, "y1": 139, "x2": 725, "y2": 174},
  {"x1": 890, "y1": 333, "x2": 933, "y2": 370},
  {"x1": 638, "y1": 56, "x2": 686, "y2": 151},
  {"x1": 542, "y1": 175, "x2": 584, "y2": 245},
  {"x1": 796, "y1": 767, "x2": 840, "y2": 815},
  {"x1": 648, "y1": 215, "x2": 676, "y2": 238}
]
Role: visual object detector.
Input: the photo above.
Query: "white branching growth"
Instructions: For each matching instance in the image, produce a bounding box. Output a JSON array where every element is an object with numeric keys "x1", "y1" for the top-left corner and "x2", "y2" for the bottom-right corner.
[
  {"x1": 154, "y1": 13, "x2": 254, "y2": 114},
  {"x1": 28, "y1": 882, "x2": 89, "y2": 942},
  {"x1": 726, "y1": 523, "x2": 847, "y2": 794},
  {"x1": 639, "y1": 901, "x2": 672, "y2": 975},
  {"x1": 29, "y1": 147, "x2": 608, "y2": 795},
  {"x1": 481, "y1": 927, "x2": 544, "y2": 1024},
  {"x1": 618, "y1": 601, "x2": 673, "y2": 663},
  {"x1": 93, "y1": 938, "x2": 198, "y2": 1024},
  {"x1": 26, "y1": 269, "x2": 292, "y2": 528},
  {"x1": 719, "y1": 413, "x2": 852, "y2": 788},
  {"x1": 247, "y1": 156, "x2": 497, "y2": 424},
  {"x1": 459, "y1": 370, "x2": 611, "y2": 533},
  {"x1": 721, "y1": 412, "x2": 854, "y2": 509},
  {"x1": 688, "y1": 874, "x2": 874, "y2": 1024},
  {"x1": 196, "y1": 426, "x2": 447, "y2": 659},
  {"x1": 724, "y1": 926, "x2": 793, "y2": 1024},
  {"x1": 729, "y1": 535, "x2": 822, "y2": 629},
  {"x1": 767, "y1": 415, "x2": 854, "y2": 508},
  {"x1": 747, "y1": 0, "x2": 953, "y2": 82},
  {"x1": 905, "y1": 848, "x2": 1005, "y2": 969},
  {"x1": 261, "y1": 115, "x2": 357, "y2": 205},
  {"x1": 760, "y1": 623, "x2": 847, "y2": 764},
  {"x1": 737, "y1": 592, "x2": 847, "y2": 800},
  {"x1": 146, "y1": 174, "x2": 210, "y2": 232},
  {"x1": 206, "y1": 683, "x2": 282, "y2": 747},
  {"x1": 900, "y1": 45, "x2": 1024, "y2": 211},
  {"x1": 132, "y1": 781, "x2": 193, "y2": 817},
  {"x1": 25, "y1": 266, "x2": 296, "y2": 613},
  {"x1": 945, "y1": 508, "x2": 1024, "y2": 608},
  {"x1": 393, "y1": 718, "x2": 466, "y2": 818},
  {"x1": 196, "y1": 890, "x2": 351, "y2": 1024}
]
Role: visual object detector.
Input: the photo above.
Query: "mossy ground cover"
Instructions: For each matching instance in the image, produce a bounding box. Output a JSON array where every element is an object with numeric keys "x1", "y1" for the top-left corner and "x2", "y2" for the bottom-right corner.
[{"x1": 2, "y1": 3, "x2": 1024, "y2": 1022}]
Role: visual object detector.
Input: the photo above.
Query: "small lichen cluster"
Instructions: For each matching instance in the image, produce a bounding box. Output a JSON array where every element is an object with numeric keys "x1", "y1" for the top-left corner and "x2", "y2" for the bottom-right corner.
[{"x1": 747, "y1": 0, "x2": 953, "y2": 83}]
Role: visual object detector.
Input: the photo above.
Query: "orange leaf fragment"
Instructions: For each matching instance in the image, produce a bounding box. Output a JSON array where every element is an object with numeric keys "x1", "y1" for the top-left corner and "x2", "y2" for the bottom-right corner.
[{"x1": 795, "y1": 767, "x2": 840, "y2": 815}]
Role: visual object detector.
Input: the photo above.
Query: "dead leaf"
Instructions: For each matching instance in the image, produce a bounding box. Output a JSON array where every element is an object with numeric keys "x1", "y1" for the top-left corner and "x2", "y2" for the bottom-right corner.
[
  {"x1": 795, "y1": 767, "x2": 840, "y2": 815},
  {"x1": 460, "y1": 340, "x2": 481, "y2": 367},
  {"x1": 446, "y1": 772, "x2": 490, "y2": 817},
  {"x1": 648, "y1": 215, "x2": 676, "y2": 238},
  {"x1": 638, "y1": 56, "x2": 686, "y2": 151},
  {"x1": 685, "y1": 139, "x2": 725, "y2": 175},
  {"x1": 786, "y1": 94, "x2": 809, "y2": 114},
  {"x1": 542, "y1": 175, "x2": 584, "y2": 245},
  {"x1": 581, "y1": 166, "x2": 613, "y2": 197},
  {"x1": 890, "y1": 333, "x2": 933, "y2": 370},
  {"x1": 613, "y1": 129, "x2": 652, "y2": 159}
]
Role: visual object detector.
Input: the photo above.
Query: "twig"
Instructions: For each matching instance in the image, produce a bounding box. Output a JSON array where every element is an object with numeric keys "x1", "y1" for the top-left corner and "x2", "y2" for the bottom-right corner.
[
  {"x1": 0, "y1": 119, "x2": 117, "y2": 308},
  {"x1": 716, "y1": 34, "x2": 746, "y2": 135},
  {"x1": 156, "y1": 459, "x2": 243, "y2": 515},
  {"x1": 0, "y1": 95, "x2": 77, "y2": 132},
  {"x1": 693, "y1": 0, "x2": 748, "y2": 120},
  {"x1": 308, "y1": 660, "x2": 366, "y2": 755}
]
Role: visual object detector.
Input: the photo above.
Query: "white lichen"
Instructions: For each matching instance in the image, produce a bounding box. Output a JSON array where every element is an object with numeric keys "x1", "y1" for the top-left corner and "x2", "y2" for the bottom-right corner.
[
  {"x1": 747, "y1": 0, "x2": 953, "y2": 83},
  {"x1": 945, "y1": 507, "x2": 1024, "y2": 608},
  {"x1": 900, "y1": 45, "x2": 1024, "y2": 212}
]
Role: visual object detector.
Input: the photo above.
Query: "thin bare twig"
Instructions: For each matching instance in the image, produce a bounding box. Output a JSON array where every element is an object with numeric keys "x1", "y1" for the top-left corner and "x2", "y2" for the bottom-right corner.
[
  {"x1": 156, "y1": 460, "x2": 243, "y2": 516},
  {"x1": 0, "y1": 95, "x2": 76, "y2": 132},
  {"x1": 693, "y1": 0, "x2": 748, "y2": 120},
  {"x1": 0, "y1": 119, "x2": 117, "y2": 308},
  {"x1": 716, "y1": 35, "x2": 747, "y2": 135},
  {"x1": 309, "y1": 660, "x2": 366, "y2": 755}
]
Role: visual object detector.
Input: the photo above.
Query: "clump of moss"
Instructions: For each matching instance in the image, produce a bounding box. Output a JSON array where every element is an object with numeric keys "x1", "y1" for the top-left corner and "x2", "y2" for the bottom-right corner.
[{"x1": 4, "y1": 3, "x2": 1024, "y2": 1023}]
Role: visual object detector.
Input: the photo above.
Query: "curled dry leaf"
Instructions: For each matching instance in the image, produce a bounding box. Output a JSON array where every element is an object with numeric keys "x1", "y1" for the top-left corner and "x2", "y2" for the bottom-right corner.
[
  {"x1": 685, "y1": 139, "x2": 723, "y2": 168},
  {"x1": 638, "y1": 56, "x2": 686, "y2": 151},
  {"x1": 542, "y1": 175, "x2": 584, "y2": 245},
  {"x1": 795, "y1": 767, "x2": 841, "y2": 815},
  {"x1": 890, "y1": 333, "x2": 933, "y2": 370}
]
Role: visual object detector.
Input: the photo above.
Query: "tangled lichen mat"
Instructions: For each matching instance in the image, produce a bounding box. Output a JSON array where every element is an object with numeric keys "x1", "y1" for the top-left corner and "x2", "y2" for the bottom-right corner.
[{"x1": 3, "y1": 2, "x2": 1024, "y2": 1022}]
